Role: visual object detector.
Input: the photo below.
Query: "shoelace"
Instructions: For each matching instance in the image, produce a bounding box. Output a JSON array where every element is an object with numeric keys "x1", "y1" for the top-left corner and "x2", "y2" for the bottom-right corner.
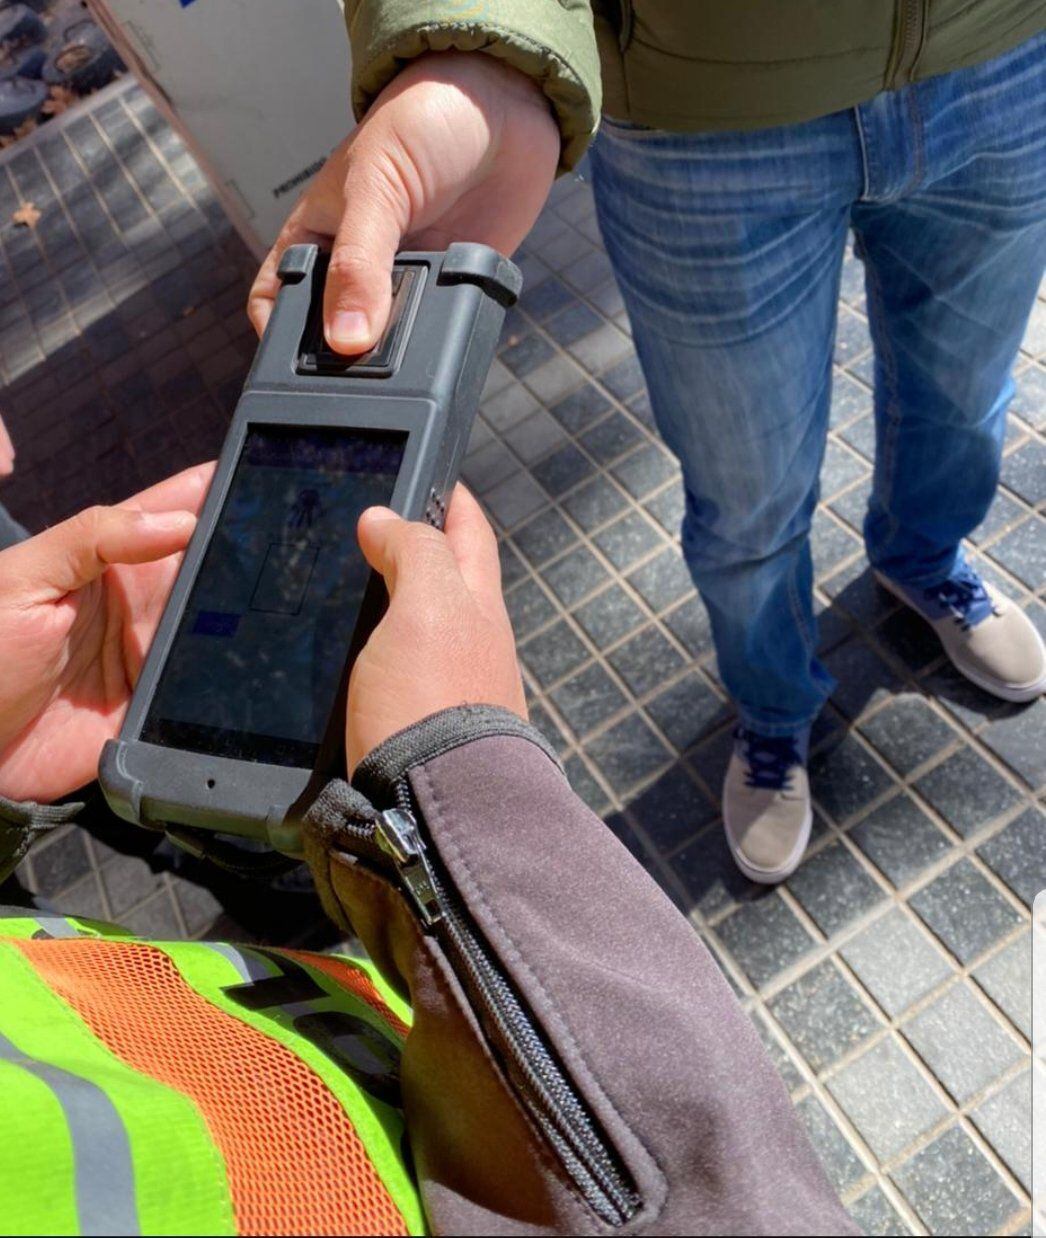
[
  {"x1": 922, "y1": 566, "x2": 996, "y2": 632},
  {"x1": 737, "y1": 728, "x2": 803, "y2": 791}
]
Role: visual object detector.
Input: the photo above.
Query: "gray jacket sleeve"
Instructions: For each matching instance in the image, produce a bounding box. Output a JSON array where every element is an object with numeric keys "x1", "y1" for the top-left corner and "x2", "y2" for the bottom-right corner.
[{"x1": 304, "y1": 705, "x2": 855, "y2": 1236}]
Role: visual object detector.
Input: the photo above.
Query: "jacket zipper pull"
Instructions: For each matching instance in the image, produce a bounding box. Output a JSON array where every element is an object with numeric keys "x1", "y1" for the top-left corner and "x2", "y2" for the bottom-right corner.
[{"x1": 375, "y1": 807, "x2": 444, "y2": 928}]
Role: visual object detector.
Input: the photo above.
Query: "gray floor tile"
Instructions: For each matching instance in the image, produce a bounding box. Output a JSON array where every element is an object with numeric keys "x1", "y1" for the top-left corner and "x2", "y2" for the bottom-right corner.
[
  {"x1": 785, "y1": 841, "x2": 886, "y2": 936},
  {"x1": 891, "y1": 1125, "x2": 1021, "y2": 1237},
  {"x1": 796, "y1": 1094, "x2": 868, "y2": 1193},
  {"x1": 549, "y1": 382, "x2": 613, "y2": 434},
  {"x1": 750, "y1": 1009, "x2": 805, "y2": 1094},
  {"x1": 579, "y1": 410, "x2": 645, "y2": 465},
  {"x1": 769, "y1": 960, "x2": 882, "y2": 1073},
  {"x1": 663, "y1": 594, "x2": 714, "y2": 659},
  {"x1": 826, "y1": 1037, "x2": 947, "y2": 1162},
  {"x1": 986, "y1": 517, "x2": 1045, "y2": 591},
  {"x1": 821, "y1": 638, "x2": 901, "y2": 718},
  {"x1": 849, "y1": 792, "x2": 954, "y2": 888},
  {"x1": 519, "y1": 619, "x2": 591, "y2": 688},
  {"x1": 858, "y1": 696, "x2": 957, "y2": 775},
  {"x1": 809, "y1": 735, "x2": 895, "y2": 824},
  {"x1": 626, "y1": 546, "x2": 694, "y2": 613},
  {"x1": 543, "y1": 544, "x2": 611, "y2": 607},
  {"x1": 977, "y1": 805, "x2": 1046, "y2": 906},
  {"x1": 909, "y1": 860, "x2": 1022, "y2": 965},
  {"x1": 978, "y1": 698, "x2": 1046, "y2": 790},
  {"x1": 504, "y1": 578, "x2": 557, "y2": 641},
  {"x1": 627, "y1": 763, "x2": 716, "y2": 855},
  {"x1": 550, "y1": 663, "x2": 628, "y2": 738},
  {"x1": 971, "y1": 1069, "x2": 1030, "y2": 1192},
  {"x1": 592, "y1": 508, "x2": 664, "y2": 570},
  {"x1": 562, "y1": 474, "x2": 629, "y2": 531},
  {"x1": 611, "y1": 441, "x2": 678, "y2": 500},
  {"x1": 643, "y1": 482, "x2": 686, "y2": 536},
  {"x1": 482, "y1": 470, "x2": 548, "y2": 529},
  {"x1": 608, "y1": 626, "x2": 686, "y2": 696},
  {"x1": 573, "y1": 583, "x2": 646, "y2": 649},
  {"x1": 483, "y1": 380, "x2": 539, "y2": 432},
  {"x1": 847, "y1": 1185, "x2": 912, "y2": 1236},
  {"x1": 841, "y1": 910, "x2": 952, "y2": 1018},
  {"x1": 901, "y1": 983, "x2": 1023, "y2": 1104},
  {"x1": 585, "y1": 711, "x2": 672, "y2": 795},
  {"x1": 671, "y1": 826, "x2": 763, "y2": 921},
  {"x1": 644, "y1": 672, "x2": 726, "y2": 752},
  {"x1": 503, "y1": 408, "x2": 568, "y2": 464},
  {"x1": 512, "y1": 506, "x2": 578, "y2": 568},
  {"x1": 913, "y1": 746, "x2": 1023, "y2": 839},
  {"x1": 532, "y1": 443, "x2": 595, "y2": 497},
  {"x1": 714, "y1": 893, "x2": 818, "y2": 989},
  {"x1": 973, "y1": 934, "x2": 1030, "y2": 1038}
]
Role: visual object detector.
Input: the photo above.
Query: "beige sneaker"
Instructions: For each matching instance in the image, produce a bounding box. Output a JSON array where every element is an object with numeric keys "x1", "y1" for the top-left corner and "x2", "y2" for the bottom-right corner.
[
  {"x1": 876, "y1": 567, "x2": 1046, "y2": 703},
  {"x1": 723, "y1": 730, "x2": 812, "y2": 885}
]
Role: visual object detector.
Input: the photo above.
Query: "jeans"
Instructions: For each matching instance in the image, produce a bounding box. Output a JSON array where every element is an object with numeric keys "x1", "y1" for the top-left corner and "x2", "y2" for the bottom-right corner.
[{"x1": 589, "y1": 32, "x2": 1046, "y2": 736}]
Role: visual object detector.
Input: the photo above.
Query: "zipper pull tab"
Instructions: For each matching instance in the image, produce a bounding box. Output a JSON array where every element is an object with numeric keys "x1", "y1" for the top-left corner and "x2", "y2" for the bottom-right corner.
[{"x1": 375, "y1": 808, "x2": 444, "y2": 928}]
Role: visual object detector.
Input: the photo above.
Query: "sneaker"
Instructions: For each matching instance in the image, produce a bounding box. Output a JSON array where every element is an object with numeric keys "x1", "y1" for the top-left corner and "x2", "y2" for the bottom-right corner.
[
  {"x1": 876, "y1": 563, "x2": 1046, "y2": 703},
  {"x1": 723, "y1": 727, "x2": 812, "y2": 885}
]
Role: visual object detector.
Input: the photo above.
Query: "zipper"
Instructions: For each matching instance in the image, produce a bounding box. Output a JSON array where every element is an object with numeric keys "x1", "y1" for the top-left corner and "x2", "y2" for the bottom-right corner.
[
  {"x1": 886, "y1": 0, "x2": 927, "y2": 89},
  {"x1": 342, "y1": 785, "x2": 640, "y2": 1227}
]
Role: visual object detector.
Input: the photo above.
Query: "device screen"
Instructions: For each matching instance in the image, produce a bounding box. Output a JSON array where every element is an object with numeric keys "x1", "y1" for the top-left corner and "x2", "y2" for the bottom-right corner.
[{"x1": 141, "y1": 425, "x2": 405, "y2": 767}]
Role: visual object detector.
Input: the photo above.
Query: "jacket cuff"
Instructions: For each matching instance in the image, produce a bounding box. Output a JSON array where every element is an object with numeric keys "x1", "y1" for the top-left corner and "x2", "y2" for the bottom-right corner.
[
  {"x1": 345, "y1": 0, "x2": 602, "y2": 171},
  {"x1": 353, "y1": 704, "x2": 563, "y2": 806},
  {"x1": 0, "y1": 796, "x2": 84, "y2": 885}
]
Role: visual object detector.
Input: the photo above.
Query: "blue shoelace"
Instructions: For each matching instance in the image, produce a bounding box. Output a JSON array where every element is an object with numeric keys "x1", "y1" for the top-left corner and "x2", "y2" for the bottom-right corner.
[
  {"x1": 736, "y1": 728, "x2": 803, "y2": 791},
  {"x1": 922, "y1": 564, "x2": 996, "y2": 632}
]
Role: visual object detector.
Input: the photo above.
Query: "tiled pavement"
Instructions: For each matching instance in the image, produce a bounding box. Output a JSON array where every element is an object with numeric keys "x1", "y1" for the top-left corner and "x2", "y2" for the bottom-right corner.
[{"x1": 1, "y1": 80, "x2": 1044, "y2": 1236}]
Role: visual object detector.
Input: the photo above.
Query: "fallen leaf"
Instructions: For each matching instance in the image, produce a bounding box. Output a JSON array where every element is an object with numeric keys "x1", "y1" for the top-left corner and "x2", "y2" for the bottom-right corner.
[{"x1": 12, "y1": 202, "x2": 41, "y2": 228}]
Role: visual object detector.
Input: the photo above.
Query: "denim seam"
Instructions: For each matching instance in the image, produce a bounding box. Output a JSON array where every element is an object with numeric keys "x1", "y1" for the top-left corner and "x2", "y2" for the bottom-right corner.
[
  {"x1": 852, "y1": 105, "x2": 872, "y2": 202},
  {"x1": 861, "y1": 250, "x2": 904, "y2": 563},
  {"x1": 901, "y1": 85, "x2": 926, "y2": 199}
]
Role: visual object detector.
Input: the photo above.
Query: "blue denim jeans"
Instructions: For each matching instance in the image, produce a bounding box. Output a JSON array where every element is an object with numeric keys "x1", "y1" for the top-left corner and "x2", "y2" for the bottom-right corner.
[{"x1": 589, "y1": 33, "x2": 1046, "y2": 736}]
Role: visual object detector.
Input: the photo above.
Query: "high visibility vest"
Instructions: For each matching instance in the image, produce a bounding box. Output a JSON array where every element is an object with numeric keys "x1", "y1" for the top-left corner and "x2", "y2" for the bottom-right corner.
[{"x1": 0, "y1": 910, "x2": 425, "y2": 1236}]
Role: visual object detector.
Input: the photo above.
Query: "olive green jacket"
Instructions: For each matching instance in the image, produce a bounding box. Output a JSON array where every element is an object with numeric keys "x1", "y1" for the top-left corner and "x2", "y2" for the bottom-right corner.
[{"x1": 345, "y1": 1, "x2": 1046, "y2": 169}]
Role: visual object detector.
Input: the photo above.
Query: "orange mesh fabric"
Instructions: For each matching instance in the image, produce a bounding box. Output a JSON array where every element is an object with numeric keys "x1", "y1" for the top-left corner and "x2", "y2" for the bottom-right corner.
[
  {"x1": 279, "y1": 950, "x2": 410, "y2": 1039},
  {"x1": 16, "y1": 939, "x2": 407, "y2": 1237}
]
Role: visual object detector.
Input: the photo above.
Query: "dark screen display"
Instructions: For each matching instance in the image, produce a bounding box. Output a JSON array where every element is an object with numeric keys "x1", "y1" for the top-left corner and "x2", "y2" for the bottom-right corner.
[{"x1": 141, "y1": 425, "x2": 405, "y2": 767}]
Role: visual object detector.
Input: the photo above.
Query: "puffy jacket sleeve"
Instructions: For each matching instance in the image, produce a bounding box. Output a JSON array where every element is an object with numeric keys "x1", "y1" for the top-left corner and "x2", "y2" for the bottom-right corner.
[
  {"x1": 303, "y1": 705, "x2": 855, "y2": 1236},
  {"x1": 344, "y1": 0, "x2": 602, "y2": 170}
]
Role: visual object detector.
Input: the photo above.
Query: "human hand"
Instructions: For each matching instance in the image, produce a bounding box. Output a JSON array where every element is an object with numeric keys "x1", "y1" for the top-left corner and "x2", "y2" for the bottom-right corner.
[
  {"x1": 0, "y1": 413, "x2": 14, "y2": 477},
  {"x1": 346, "y1": 484, "x2": 526, "y2": 771},
  {"x1": 248, "y1": 50, "x2": 559, "y2": 352},
  {"x1": 0, "y1": 463, "x2": 214, "y2": 802}
]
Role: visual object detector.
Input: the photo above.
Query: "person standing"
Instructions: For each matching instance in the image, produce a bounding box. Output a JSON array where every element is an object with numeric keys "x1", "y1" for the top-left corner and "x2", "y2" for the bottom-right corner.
[{"x1": 250, "y1": 2, "x2": 1046, "y2": 883}]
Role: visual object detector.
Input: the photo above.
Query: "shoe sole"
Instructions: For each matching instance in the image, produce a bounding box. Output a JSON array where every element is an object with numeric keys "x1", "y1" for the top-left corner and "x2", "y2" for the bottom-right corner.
[
  {"x1": 875, "y1": 572, "x2": 1046, "y2": 704},
  {"x1": 724, "y1": 802, "x2": 813, "y2": 886}
]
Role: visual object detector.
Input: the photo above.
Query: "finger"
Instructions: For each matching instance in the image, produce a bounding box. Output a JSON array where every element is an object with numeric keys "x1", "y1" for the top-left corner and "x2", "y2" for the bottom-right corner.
[
  {"x1": 118, "y1": 461, "x2": 215, "y2": 517},
  {"x1": 442, "y1": 484, "x2": 504, "y2": 610},
  {"x1": 18, "y1": 505, "x2": 197, "y2": 600},
  {"x1": 357, "y1": 506, "x2": 460, "y2": 599},
  {"x1": 248, "y1": 220, "x2": 328, "y2": 338},
  {"x1": 323, "y1": 152, "x2": 407, "y2": 354}
]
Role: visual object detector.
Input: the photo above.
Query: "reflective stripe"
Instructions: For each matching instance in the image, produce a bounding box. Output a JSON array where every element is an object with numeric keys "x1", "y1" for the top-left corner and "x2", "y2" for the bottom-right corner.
[
  {"x1": 31, "y1": 915, "x2": 80, "y2": 939},
  {"x1": 201, "y1": 942, "x2": 273, "y2": 984},
  {"x1": 0, "y1": 1030, "x2": 140, "y2": 1235},
  {"x1": 0, "y1": 941, "x2": 236, "y2": 1237}
]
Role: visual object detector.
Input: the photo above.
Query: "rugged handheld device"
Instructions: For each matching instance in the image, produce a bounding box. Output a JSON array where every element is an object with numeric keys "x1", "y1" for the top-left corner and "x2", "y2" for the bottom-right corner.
[{"x1": 99, "y1": 242, "x2": 521, "y2": 855}]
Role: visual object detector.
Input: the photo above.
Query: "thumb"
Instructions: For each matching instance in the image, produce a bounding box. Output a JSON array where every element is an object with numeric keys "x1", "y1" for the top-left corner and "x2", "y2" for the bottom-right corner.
[
  {"x1": 357, "y1": 507, "x2": 460, "y2": 599},
  {"x1": 15, "y1": 505, "x2": 196, "y2": 601},
  {"x1": 323, "y1": 155, "x2": 407, "y2": 355}
]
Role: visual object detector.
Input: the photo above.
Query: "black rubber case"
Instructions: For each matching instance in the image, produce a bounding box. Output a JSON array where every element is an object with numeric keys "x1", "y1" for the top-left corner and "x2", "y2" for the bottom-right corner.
[{"x1": 99, "y1": 242, "x2": 521, "y2": 854}]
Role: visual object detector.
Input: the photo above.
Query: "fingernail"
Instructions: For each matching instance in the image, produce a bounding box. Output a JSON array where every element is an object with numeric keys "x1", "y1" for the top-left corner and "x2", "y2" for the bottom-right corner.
[
  {"x1": 138, "y1": 511, "x2": 195, "y2": 534},
  {"x1": 362, "y1": 506, "x2": 398, "y2": 524},
  {"x1": 328, "y1": 310, "x2": 370, "y2": 350}
]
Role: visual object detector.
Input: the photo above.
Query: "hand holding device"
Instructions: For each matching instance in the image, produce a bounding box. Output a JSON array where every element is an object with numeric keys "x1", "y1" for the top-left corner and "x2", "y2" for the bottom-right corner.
[
  {"x1": 101, "y1": 242, "x2": 520, "y2": 851},
  {"x1": 347, "y1": 484, "x2": 525, "y2": 771},
  {"x1": 248, "y1": 51, "x2": 559, "y2": 353},
  {"x1": 0, "y1": 464, "x2": 211, "y2": 802}
]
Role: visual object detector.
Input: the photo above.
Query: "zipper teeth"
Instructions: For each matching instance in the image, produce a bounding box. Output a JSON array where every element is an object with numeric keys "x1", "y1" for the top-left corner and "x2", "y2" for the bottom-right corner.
[
  {"x1": 390, "y1": 780, "x2": 638, "y2": 1224},
  {"x1": 435, "y1": 867, "x2": 638, "y2": 1225}
]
